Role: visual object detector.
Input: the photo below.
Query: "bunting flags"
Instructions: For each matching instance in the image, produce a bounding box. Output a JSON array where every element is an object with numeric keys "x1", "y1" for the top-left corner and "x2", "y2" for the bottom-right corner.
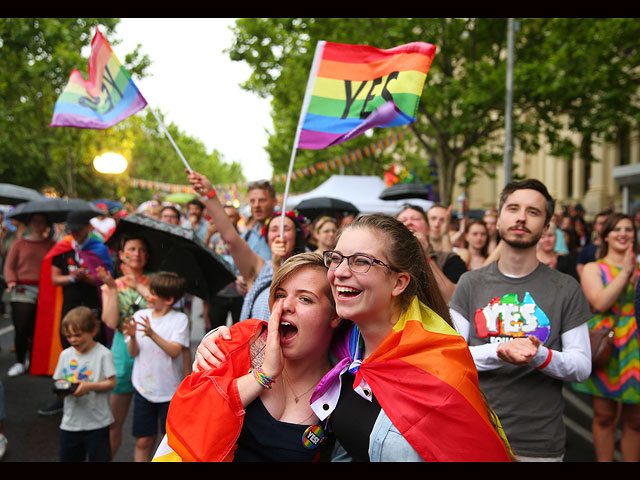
[
  {"x1": 297, "y1": 41, "x2": 435, "y2": 150},
  {"x1": 129, "y1": 130, "x2": 405, "y2": 196},
  {"x1": 50, "y1": 27, "x2": 147, "y2": 129}
]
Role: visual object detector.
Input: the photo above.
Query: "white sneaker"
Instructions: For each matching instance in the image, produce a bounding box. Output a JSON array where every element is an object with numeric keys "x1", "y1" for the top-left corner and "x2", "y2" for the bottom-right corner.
[
  {"x1": 7, "y1": 363, "x2": 25, "y2": 377},
  {"x1": 0, "y1": 433, "x2": 7, "y2": 460}
]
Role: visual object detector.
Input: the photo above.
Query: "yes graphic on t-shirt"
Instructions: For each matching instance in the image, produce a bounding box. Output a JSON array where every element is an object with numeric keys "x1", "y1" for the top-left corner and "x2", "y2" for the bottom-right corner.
[
  {"x1": 473, "y1": 292, "x2": 550, "y2": 343},
  {"x1": 62, "y1": 358, "x2": 93, "y2": 383}
]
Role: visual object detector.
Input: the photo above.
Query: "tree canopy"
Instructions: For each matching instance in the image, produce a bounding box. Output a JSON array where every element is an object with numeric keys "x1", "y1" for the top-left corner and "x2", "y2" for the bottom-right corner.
[
  {"x1": 0, "y1": 18, "x2": 244, "y2": 204},
  {"x1": 227, "y1": 18, "x2": 640, "y2": 204}
]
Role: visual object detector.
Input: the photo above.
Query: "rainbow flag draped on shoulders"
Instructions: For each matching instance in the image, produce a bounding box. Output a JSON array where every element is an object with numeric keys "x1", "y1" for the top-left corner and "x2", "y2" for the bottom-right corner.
[
  {"x1": 50, "y1": 27, "x2": 147, "y2": 129},
  {"x1": 30, "y1": 234, "x2": 113, "y2": 376},
  {"x1": 297, "y1": 41, "x2": 436, "y2": 150},
  {"x1": 313, "y1": 297, "x2": 512, "y2": 461}
]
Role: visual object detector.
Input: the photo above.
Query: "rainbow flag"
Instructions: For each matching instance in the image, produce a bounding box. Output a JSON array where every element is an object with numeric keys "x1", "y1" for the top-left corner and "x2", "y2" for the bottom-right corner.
[
  {"x1": 313, "y1": 297, "x2": 512, "y2": 461},
  {"x1": 30, "y1": 235, "x2": 113, "y2": 376},
  {"x1": 297, "y1": 41, "x2": 436, "y2": 150},
  {"x1": 50, "y1": 27, "x2": 147, "y2": 129}
]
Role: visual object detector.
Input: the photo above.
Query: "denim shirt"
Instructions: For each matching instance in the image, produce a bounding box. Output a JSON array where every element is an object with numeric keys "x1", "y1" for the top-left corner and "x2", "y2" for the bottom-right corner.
[
  {"x1": 310, "y1": 326, "x2": 423, "y2": 462},
  {"x1": 330, "y1": 410, "x2": 423, "y2": 462}
]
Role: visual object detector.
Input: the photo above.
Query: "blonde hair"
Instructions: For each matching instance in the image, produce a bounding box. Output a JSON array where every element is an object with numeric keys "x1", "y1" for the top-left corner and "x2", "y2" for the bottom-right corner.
[
  {"x1": 268, "y1": 252, "x2": 335, "y2": 313},
  {"x1": 314, "y1": 216, "x2": 337, "y2": 233}
]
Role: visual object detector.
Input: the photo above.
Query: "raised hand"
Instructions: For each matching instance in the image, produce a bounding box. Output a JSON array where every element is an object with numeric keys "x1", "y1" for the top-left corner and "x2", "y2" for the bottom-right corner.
[{"x1": 261, "y1": 299, "x2": 285, "y2": 379}]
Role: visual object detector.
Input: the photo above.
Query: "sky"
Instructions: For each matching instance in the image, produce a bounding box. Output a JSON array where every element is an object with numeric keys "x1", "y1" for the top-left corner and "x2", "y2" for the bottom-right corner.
[{"x1": 113, "y1": 18, "x2": 274, "y2": 182}]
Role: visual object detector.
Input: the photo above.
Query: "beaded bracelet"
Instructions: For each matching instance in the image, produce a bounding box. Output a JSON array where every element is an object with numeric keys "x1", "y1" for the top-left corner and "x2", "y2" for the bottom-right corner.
[{"x1": 249, "y1": 367, "x2": 275, "y2": 389}]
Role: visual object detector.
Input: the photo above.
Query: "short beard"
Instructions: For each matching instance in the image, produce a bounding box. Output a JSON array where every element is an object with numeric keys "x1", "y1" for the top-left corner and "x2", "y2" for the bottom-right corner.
[{"x1": 502, "y1": 232, "x2": 543, "y2": 250}]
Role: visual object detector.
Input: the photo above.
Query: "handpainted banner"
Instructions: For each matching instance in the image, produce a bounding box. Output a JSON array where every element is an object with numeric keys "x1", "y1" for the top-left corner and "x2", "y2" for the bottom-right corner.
[
  {"x1": 298, "y1": 41, "x2": 436, "y2": 150},
  {"x1": 50, "y1": 27, "x2": 147, "y2": 129}
]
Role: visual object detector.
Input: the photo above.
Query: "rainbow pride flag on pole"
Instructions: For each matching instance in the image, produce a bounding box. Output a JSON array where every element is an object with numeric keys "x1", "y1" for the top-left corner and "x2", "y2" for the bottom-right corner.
[
  {"x1": 50, "y1": 27, "x2": 147, "y2": 129},
  {"x1": 296, "y1": 41, "x2": 436, "y2": 150}
]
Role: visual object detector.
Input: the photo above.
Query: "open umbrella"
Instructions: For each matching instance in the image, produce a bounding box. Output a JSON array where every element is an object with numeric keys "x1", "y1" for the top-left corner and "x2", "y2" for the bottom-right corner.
[
  {"x1": 8, "y1": 198, "x2": 103, "y2": 224},
  {"x1": 295, "y1": 197, "x2": 360, "y2": 221},
  {"x1": 107, "y1": 214, "x2": 236, "y2": 302},
  {"x1": 379, "y1": 183, "x2": 431, "y2": 201},
  {"x1": 0, "y1": 183, "x2": 44, "y2": 205}
]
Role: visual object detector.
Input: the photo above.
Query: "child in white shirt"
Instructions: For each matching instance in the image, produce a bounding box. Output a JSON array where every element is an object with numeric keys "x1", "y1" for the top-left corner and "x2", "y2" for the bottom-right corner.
[{"x1": 124, "y1": 272, "x2": 190, "y2": 462}]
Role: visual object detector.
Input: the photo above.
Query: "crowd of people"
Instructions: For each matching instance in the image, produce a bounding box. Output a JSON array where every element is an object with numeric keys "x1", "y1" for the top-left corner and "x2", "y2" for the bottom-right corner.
[{"x1": 0, "y1": 175, "x2": 639, "y2": 462}]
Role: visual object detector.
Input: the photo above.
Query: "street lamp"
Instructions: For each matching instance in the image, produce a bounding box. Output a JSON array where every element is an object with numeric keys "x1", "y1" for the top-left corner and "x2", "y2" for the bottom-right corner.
[{"x1": 93, "y1": 152, "x2": 128, "y2": 174}]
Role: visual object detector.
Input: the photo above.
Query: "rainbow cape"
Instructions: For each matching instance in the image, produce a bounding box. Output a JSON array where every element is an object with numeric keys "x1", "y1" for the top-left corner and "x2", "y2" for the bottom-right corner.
[
  {"x1": 313, "y1": 297, "x2": 512, "y2": 461},
  {"x1": 50, "y1": 27, "x2": 147, "y2": 129},
  {"x1": 297, "y1": 41, "x2": 436, "y2": 150},
  {"x1": 157, "y1": 319, "x2": 266, "y2": 462},
  {"x1": 30, "y1": 235, "x2": 113, "y2": 376}
]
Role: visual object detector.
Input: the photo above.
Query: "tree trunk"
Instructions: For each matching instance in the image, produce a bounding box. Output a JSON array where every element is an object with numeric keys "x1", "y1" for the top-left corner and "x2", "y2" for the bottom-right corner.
[
  {"x1": 435, "y1": 150, "x2": 458, "y2": 207},
  {"x1": 66, "y1": 155, "x2": 76, "y2": 198}
]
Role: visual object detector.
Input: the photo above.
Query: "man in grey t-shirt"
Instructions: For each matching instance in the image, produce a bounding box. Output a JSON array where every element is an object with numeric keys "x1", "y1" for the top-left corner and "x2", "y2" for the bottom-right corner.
[{"x1": 449, "y1": 179, "x2": 592, "y2": 461}]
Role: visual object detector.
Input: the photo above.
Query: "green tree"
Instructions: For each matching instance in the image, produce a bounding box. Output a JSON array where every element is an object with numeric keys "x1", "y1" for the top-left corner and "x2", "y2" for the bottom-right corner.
[
  {"x1": 228, "y1": 18, "x2": 510, "y2": 202},
  {"x1": 228, "y1": 18, "x2": 640, "y2": 204},
  {"x1": 0, "y1": 18, "x2": 244, "y2": 204},
  {"x1": 513, "y1": 18, "x2": 640, "y2": 162},
  {"x1": 0, "y1": 18, "x2": 149, "y2": 197},
  {"x1": 125, "y1": 110, "x2": 245, "y2": 205}
]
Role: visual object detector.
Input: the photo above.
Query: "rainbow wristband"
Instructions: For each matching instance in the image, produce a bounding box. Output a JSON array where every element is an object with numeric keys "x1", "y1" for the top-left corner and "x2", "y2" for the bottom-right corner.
[
  {"x1": 249, "y1": 367, "x2": 275, "y2": 389},
  {"x1": 536, "y1": 348, "x2": 553, "y2": 370}
]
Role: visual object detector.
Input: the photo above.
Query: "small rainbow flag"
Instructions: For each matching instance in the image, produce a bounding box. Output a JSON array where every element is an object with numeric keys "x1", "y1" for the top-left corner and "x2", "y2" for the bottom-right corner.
[
  {"x1": 50, "y1": 27, "x2": 147, "y2": 129},
  {"x1": 297, "y1": 41, "x2": 436, "y2": 150}
]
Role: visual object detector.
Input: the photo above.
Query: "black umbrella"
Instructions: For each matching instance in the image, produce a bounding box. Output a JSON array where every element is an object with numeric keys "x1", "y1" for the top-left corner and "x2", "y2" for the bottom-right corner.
[
  {"x1": 0, "y1": 183, "x2": 44, "y2": 205},
  {"x1": 379, "y1": 183, "x2": 431, "y2": 201},
  {"x1": 295, "y1": 197, "x2": 360, "y2": 221},
  {"x1": 107, "y1": 214, "x2": 236, "y2": 303},
  {"x1": 8, "y1": 198, "x2": 103, "y2": 224}
]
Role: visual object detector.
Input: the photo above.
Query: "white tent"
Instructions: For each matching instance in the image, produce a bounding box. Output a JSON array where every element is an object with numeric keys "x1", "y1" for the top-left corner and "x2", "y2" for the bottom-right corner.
[{"x1": 285, "y1": 175, "x2": 433, "y2": 215}]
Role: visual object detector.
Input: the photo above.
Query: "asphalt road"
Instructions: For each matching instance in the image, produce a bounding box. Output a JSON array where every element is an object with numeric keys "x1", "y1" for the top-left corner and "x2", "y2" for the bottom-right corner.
[
  {"x1": 0, "y1": 300, "x2": 208, "y2": 462},
  {"x1": 0, "y1": 300, "x2": 618, "y2": 462}
]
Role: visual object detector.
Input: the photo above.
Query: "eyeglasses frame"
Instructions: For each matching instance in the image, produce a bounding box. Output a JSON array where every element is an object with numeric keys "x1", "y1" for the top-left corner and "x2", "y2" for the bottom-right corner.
[{"x1": 323, "y1": 250, "x2": 396, "y2": 273}]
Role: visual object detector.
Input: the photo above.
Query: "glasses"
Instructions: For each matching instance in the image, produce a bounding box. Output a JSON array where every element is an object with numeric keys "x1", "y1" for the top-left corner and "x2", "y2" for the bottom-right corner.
[{"x1": 323, "y1": 250, "x2": 395, "y2": 274}]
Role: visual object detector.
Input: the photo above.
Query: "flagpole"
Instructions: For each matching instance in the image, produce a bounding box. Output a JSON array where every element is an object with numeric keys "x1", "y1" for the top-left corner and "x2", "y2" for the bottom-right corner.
[
  {"x1": 280, "y1": 40, "x2": 326, "y2": 237},
  {"x1": 147, "y1": 105, "x2": 193, "y2": 174}
]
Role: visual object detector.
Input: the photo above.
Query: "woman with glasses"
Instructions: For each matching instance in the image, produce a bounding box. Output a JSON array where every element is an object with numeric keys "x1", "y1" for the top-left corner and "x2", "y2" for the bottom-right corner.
[
  {"x1": 187, "y1": 171, "x2": 308, "y2": 323},
  {"x1": 194, "y1": 214, "x2": 513, "y2": 461}
]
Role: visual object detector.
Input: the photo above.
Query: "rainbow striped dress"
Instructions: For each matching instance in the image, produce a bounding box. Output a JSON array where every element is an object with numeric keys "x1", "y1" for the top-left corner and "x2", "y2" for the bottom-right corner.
[{"x1": 572, "y1": 260, "x2": 640, "y2": 403}]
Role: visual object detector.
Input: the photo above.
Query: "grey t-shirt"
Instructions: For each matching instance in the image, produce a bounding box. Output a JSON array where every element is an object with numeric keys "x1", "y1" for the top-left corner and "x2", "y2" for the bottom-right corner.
[
  {"x1": 54, "y1": 342, "x2": 116, "y2": 432},
  {"x1": 449, "y1": 261, "x2": 590, "y2": 458}
]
